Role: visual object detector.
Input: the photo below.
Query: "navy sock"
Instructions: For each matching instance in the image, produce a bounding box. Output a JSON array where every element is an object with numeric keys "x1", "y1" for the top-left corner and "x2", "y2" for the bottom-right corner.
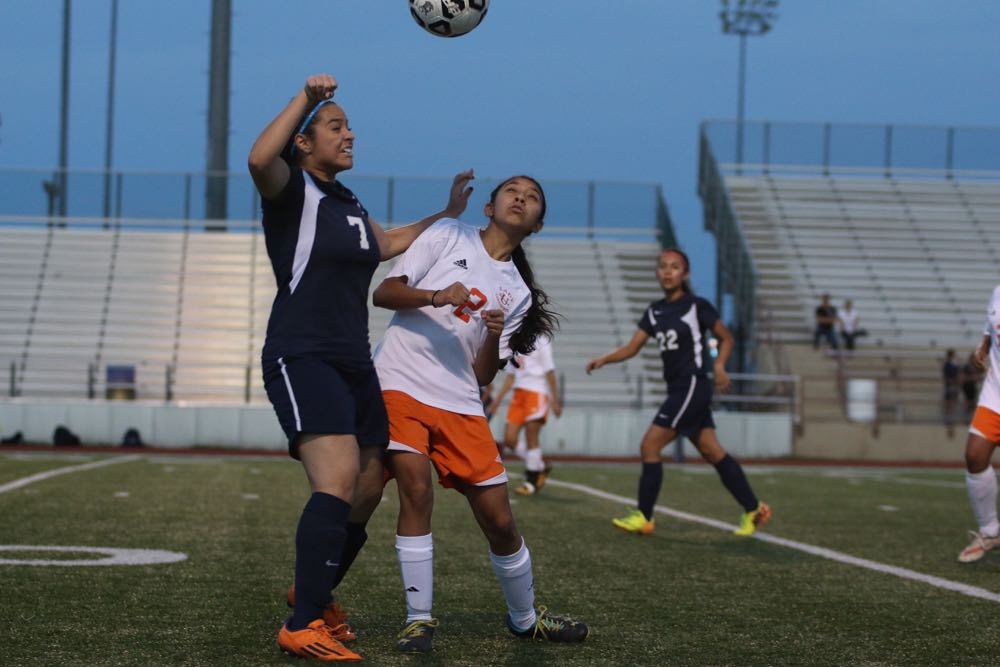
[
  {"x1": 637, "y1": 462, "x2": 663, "y2": 520},
  {"x1": 331, "y1": 522, "x2": 368, "y2": 591},
  {"x1": 713, "y1": 454, "x2": 758, "y2": 512},
  {"x1": 289, "y1": 492, "x2": 351, "y2": 630}
]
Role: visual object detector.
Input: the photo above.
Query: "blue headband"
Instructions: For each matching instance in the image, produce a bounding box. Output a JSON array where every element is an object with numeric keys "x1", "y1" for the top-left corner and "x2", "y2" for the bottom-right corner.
[{"x1": 290, "y1": 99, "x2": 336, "y2": 156}]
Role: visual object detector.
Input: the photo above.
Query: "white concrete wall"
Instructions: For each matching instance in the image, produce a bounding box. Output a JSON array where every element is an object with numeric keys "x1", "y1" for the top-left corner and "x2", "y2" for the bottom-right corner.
[
  {"x1": 0, "y1": 399, "x2": 286, "y2": 450},
  {"x1": 489, "y1": 409, "x2": 793, "y2": 458},
  {"x1": 0, "y1": 398, "x2": 794, "y2": 458}
]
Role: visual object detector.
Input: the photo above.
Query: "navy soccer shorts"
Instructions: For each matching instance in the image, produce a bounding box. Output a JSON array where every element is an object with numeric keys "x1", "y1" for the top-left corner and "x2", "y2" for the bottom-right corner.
[
  {"x1": 262, "y1": 356, "x2": 389, "y2": 458},
  {"x1": 651, "y1": 375, "x2": 715, "y2": 439}
]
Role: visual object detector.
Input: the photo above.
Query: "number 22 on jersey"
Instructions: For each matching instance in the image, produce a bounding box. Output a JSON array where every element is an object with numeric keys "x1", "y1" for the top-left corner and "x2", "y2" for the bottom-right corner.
[
  {"x1": 454, "y1": 288, "x2": 488, "y2": 323},
  {"x1": 656, "y1": 329, "x2": 679, "y2": 351}
]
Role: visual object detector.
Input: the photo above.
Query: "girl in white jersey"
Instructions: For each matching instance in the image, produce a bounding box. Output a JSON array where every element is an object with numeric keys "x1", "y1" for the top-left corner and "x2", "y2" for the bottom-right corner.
[
  {"x1": 489, "y1": 334, "x2": 562, "y2": 495},
  {"x1": 958, "y1": 285, "x2": 1000, "y2": 563},
  {"x1": 372, "y1": 176, "x2": 588, "y2": 652}
]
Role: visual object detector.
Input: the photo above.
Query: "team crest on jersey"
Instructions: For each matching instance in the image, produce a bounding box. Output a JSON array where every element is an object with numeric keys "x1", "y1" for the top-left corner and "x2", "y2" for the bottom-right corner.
[{"x1": 497, "y1": 287, "x2": 514, "y2": 312}]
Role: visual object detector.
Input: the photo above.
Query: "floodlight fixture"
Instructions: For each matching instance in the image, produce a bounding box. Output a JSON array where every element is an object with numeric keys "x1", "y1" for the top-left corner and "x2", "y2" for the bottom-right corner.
[
  {"x1": 718, "y1": 0, "x2": 780, "y2": 169},
  {"x1": 719, "y1": 0, "x2": 779, "y2": 36}
]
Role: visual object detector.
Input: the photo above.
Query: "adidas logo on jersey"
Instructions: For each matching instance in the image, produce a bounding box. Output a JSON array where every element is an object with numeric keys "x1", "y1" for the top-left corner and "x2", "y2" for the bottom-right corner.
[{"x1": 453, "y1": 259, "x2": 468, "y2": 270}]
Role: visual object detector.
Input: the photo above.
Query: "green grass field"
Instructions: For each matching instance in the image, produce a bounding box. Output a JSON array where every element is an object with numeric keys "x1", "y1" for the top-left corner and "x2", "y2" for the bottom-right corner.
[{"x1": 2, "y1": 449, "x2": 999, "y2": 666}]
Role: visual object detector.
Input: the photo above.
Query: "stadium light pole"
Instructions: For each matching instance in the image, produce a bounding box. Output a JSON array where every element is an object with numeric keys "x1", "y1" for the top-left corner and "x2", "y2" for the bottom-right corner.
[
  {"x1": 102, "y1": 0, "x2": 119, "y2": 222},
  {"x1": 718, "y1": 0, "x2": 778, "y2": 172},
  {"x1": 205, "y1": 0, "x2": 231, "y2": 229},
  {"x1": 57, "y1": 0, "x2": 71, "y2": 220}
]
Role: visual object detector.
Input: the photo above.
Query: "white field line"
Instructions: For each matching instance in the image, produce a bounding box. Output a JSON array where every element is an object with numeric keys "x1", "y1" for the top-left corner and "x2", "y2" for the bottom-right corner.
[
  {"x1": 545, "y1": 477, "x2": 1000, "y2": 604},
  {"x1": 0, "y1": 455, "x2": 141, "y2": 495},
  {"x1": 886, "y1": 476, "x2": 965, "y2": 489}
]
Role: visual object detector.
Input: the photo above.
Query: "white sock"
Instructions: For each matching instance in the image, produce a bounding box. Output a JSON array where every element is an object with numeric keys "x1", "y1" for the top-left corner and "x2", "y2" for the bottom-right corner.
[
  {"x1": 396, "y1": 533, "x2": 434, "y2": 622},
  {"x1": 514, "y1": 432, "x2": 528, "y2": 459},
  {"x1": 965, "y1": 468, "x2": 1000, "y2": 537},
  {"x1": 490, "y1": 539, "x2": 536, "y2": 630},
  {"x1": 525, "y1": 447, "x2": 544, "y2": 473}
]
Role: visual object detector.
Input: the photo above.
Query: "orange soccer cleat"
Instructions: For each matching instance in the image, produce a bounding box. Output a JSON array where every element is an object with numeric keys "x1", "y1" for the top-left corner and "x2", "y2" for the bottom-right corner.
[
  {"x1": 287, "y1": 585, "x2": 357, "y2": 642},
  {"x1": 277, "y1": 619, "x2": 362, "y2": 662}
]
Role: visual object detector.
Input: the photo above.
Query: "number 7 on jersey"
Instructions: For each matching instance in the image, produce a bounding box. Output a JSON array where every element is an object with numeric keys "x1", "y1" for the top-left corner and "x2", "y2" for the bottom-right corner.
[{"x1": 347, "y1": 216, "x2": 370, "y2": 250}]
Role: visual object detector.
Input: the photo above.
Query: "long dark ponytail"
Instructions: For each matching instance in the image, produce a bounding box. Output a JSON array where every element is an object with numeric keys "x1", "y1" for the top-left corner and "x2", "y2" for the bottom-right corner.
[{"x1": 490, "y1": 175, "x2": 560, "y2": 355}]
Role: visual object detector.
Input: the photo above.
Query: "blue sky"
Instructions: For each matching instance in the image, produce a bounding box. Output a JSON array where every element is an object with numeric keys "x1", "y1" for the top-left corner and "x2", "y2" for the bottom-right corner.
[{"x1": 2, "y1": 1, "x2": 999, "y2": 297}]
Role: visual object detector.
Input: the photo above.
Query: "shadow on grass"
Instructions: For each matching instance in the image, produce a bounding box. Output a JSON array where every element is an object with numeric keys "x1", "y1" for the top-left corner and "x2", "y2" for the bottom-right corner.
[
  {"x1": 509, "y1": 493, "x2": 579, "y2": 506},
  {"x1": 707, "y1": 535, "x2": 808, "y2": 564}
]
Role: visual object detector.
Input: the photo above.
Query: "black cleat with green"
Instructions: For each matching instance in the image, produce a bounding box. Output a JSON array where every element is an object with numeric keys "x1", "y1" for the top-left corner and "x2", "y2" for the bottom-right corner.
[
  {"x1": 397, "y1": 618, "x2": 439, "y2": 653},
  {"x1": 507, "y1": 606, "x2": 589, "y2": 642}
]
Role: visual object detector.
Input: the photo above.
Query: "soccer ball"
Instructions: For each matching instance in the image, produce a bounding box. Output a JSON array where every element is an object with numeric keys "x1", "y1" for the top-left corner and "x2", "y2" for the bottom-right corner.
[{"x1": 409, "y1": 0, "x2": 489, "y2": 38}]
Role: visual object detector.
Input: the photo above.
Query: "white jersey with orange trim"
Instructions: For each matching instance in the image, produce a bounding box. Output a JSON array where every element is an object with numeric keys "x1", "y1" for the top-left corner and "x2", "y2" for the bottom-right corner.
[
  {"x1": 373, "y1": 218, "x2": 531, "y2": 415},
  {"x1": 509, "y1": 335, "x2": 556, "y2": 396},
  {"x1": 977, "y1": 285, "x2": 1000, "y2": 414}
]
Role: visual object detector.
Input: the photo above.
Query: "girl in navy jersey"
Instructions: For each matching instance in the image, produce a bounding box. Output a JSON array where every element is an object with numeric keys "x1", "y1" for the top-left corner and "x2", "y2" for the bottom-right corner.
[
  {"x1": 586, "y1": 248, "x2": 772, "y2": 537},
  {"x1": 248, "y1": 73, "x2": 472, "y2": 662},
  {"x1": 371, "y1": 176, "x2": 588, "y2": 652}
]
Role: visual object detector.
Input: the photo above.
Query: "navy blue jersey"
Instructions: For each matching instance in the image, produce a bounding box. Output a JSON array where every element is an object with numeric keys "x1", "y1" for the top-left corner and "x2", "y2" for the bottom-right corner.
[
  {"x1": 261, "y1": 166, "x2": 380, "y2": 369},
  {"x1": 637, "y1": 294, "x2": 720, "y2": 386}
]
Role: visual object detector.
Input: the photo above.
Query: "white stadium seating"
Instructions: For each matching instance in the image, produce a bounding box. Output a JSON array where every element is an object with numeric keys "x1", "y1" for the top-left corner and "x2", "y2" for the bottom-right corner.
[
  {"x1": 724, "y1": 175, "x2": 1000, "y2": 346},
  {"x1": 0, "y1": 222, "x2": 665, "y2": 406}
]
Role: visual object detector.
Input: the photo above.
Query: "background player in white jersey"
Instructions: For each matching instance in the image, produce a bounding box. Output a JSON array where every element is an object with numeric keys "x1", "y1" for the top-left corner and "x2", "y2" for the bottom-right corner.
[
  {"x1": 249, "y1": 73, "x2": 473, "y2": 662},
  {"x1": 957, "y1": 285, "x2": 1000, "y2": 563},
  {"x1": 372, "y1": 176, "x2": 587, "y2": 652},
  {"x1": 489, "y1": 335, "x2": 562, "y2": 495},
  {"x1": 586, "y1": 249, "x2": 771, "y2": 537}
]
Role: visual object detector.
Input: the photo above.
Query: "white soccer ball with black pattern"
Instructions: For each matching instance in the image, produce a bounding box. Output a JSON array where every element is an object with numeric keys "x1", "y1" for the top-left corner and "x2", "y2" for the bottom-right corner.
[{"x1": 408, "y1": 0, "x2": 489, "y2": 38}]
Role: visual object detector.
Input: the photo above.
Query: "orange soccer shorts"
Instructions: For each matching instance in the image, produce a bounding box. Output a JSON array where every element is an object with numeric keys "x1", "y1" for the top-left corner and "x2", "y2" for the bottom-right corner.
[
  {"x1": 970, "y1": 405, "x2": 1000, "y2": 443},
  {"x1": 382, "y1": 390, "x2": 507, "y2": 490},
  {"x1": 506, "y1": 388, "x2": 550, "y2": 426}
]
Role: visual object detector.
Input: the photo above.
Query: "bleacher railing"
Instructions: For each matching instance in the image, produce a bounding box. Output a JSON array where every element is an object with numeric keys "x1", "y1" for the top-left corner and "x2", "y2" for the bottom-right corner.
[
  {"x1": 0, "y1": 167, "x2": 671, "y2": 241},
  {"x1": 703, "y1": 120, "x2": 1000, "y2": 179},
  {"x1": 633, "y1": 371, "x2": 800, "y2": 423},
  {"x1": 697, "y1": 125, "x2": 757, "y2": 372}
]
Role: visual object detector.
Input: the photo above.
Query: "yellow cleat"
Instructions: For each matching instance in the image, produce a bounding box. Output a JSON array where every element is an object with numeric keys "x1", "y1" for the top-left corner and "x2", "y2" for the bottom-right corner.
[
  {"x1": 612, "y1": 507, "x2": 655, "y2": 535},
  {"x1": 734, "y1": 502, "x2": 772, "y2": 536}
]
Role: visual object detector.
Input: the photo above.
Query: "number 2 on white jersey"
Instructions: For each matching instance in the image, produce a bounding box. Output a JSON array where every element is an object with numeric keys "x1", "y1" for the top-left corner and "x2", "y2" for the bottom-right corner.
[
  {"x1": 347, "y1": 216, "x2": 370, "y2": 250},
  {"x1": 454, "y1": 288, "x2": 488, "y2": 323}
]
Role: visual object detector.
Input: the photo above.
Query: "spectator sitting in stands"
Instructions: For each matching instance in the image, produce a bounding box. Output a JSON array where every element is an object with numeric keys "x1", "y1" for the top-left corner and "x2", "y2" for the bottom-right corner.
[
  {"x1": 944, "y1": 349, "x2": 960, "y2": 436},
  {"x1": 813, "y1": 293, "x2": 839, "y2": 351},
  {"x1": 961, "y1": 352, "x2": 984, "y2": 417},
  {"x1": 837, "y1": 299, "x2": 865, "y2": 351}
]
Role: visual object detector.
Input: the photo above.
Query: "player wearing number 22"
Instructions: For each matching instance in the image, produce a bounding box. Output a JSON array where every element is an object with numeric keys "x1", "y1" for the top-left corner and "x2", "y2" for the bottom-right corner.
[
  {"x1": 250, "y1": 73, "x2": 473, "y2": 662},
  {"x1": 587, "y1": 248, "x2": 771, "y2": 537},
  {"x1": 372, "y1": 176, "x2": 588, "y2": 653}
]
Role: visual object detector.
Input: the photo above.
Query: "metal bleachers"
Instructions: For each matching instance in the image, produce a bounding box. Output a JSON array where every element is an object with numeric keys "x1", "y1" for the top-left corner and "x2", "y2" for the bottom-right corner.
[
  {"x1": 725, "y1": 174, "x2": 1000, "y2": 347},
  {"x1": 0, "y1": 220, "x2": 663, "y2": 406}
]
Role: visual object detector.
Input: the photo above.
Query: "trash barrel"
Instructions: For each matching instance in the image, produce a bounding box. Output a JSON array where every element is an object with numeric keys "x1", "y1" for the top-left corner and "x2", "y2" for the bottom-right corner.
[{"x1": 846, "y1": 378, "x2": 876, "y2": 422}]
